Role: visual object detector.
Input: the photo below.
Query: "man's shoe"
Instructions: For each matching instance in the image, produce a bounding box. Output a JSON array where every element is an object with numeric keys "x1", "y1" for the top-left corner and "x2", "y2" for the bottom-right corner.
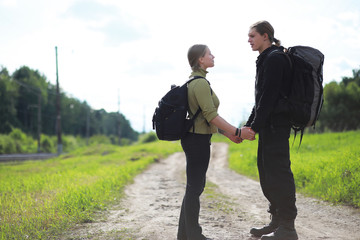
[
  {"x1": 250, "y1": 214, "x2": 279, "y2": 237},
  {"x1": 260, "y1": 219, "x2": 298, "y2": 240}
]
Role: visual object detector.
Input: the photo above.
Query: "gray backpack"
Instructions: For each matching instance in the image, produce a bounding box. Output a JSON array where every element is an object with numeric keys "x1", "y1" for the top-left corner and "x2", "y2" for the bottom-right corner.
[{"x1": 272, "y1": 46, "x2": 325, "y2": 146}]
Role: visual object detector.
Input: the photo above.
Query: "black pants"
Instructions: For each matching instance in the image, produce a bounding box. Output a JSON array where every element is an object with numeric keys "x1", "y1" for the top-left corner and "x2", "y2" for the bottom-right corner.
[
  {"x1": 257, "y1": 125, "x2": 297, "y2": 220},
  {"x1": 177, "y1": 133, "x2": 212, "y2": 240}
]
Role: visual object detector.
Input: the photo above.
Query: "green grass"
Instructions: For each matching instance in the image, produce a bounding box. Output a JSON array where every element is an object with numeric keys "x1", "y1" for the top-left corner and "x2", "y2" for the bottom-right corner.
[
  {"x1": 0, "y1": 141, "x2": 181, "y2": 240},
  {"x1": 227, "y1": 130, "x2": 360, "y2": 208},
  {"x1": 1, "y1": 131, "x2": 359, "y2": 239}
]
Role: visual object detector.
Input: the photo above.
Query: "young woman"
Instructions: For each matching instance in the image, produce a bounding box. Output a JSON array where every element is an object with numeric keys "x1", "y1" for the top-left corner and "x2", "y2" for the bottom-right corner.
[
  {"x1": 246, "y1": 21, "x2": 298, "y2": 240},
  {"x1": 177, "y1": 44, "x2": 255, "y2": 240}
]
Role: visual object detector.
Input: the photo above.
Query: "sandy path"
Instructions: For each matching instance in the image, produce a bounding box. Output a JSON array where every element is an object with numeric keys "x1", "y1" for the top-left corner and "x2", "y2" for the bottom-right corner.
[{"x1": 64, "y1": 142, "x2": 360, "y2": 240}]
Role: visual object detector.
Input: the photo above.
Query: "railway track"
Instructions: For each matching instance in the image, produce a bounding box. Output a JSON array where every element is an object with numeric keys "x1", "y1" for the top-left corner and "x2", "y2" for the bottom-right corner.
[{"x1": 0, "y1": 153, "x2": 58, "y2": 162}]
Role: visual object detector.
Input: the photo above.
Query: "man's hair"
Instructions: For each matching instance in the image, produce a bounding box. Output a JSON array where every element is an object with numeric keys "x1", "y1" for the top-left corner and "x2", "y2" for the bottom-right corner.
[{"x1": 250, "y1": 20, "x2": 281, "y2": 46}]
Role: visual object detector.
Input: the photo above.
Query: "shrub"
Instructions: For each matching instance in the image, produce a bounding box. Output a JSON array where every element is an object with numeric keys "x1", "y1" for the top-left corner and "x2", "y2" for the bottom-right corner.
[
  {"x1": 9, "y1": 128, "x2": 26, "y2": 141},
  {"x1": 8, "y1": 128, "x2": 35, "y2": 153},
  {"x1": 41, "y1": 135, "x2": 55, "y2": 153},
  {"x1": 119, "y1": 138, "x2": 132, "y2": 146},
  {"x1": 138, "y1": 132, "x2": 158, "y2": 144},
  {"x1": 0, "y1": 135, "x2": 16, "y2": 154},
  {"x1": 62, "y1": 135, "x2": 80, "y2": 153},
  {"x1": 88, "y1": 135, "x2": 111, "y2": 145}
]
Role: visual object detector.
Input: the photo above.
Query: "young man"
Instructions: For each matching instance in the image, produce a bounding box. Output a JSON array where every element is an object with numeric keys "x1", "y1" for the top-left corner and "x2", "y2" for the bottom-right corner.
[{"x1": 246, "y1": 21, "x2": 298, "y2": 240}]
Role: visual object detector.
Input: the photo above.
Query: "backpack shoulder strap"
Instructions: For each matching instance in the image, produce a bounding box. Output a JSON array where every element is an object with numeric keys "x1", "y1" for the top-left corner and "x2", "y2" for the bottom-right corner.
[
  {"x1": 186, "y1": 75, "x2": 205, "y2": 84},
  {"x1": 187, "y1": 76, "x2": 206, "y2": 118},
  {"x1": 186, "y1": 76, "x2": 212, "y2": 94},
  {"x1": 186, "y1": 76, "x2": 212, "y2": 132},
  {"x1": 269, "y1": 47, "x2": 293, "y2": 69}
]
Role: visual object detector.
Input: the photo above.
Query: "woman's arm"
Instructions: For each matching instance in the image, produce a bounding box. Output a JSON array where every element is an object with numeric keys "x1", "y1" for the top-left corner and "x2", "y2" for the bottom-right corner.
[
  {"x1": 219, "y1": 128, "x2": 243, "y2": 143},
  {"x1": 210, "y1": 115, "x2": 255, "y2": 140}
]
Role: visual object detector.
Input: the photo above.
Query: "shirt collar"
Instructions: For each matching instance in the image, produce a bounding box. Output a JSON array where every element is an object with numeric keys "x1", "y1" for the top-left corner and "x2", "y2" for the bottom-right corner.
[
  {"x1": 190, "y1": 68, "x2": 208, "y2": 79},
  {"x1": 256, "y1": 45, "x2": 278, "y2": 65}
]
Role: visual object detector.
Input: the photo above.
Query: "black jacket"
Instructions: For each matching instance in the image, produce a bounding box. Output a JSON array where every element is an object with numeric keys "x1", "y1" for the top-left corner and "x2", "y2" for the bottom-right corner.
[{"x1": 246, "y1": 45, "x2": 291, "y2": 132}]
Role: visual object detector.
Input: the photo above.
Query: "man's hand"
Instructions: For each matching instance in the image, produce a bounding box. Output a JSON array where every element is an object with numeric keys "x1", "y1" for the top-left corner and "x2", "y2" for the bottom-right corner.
[{"x1": 240, "y1": 127, "x2": 256, "y2": 140}]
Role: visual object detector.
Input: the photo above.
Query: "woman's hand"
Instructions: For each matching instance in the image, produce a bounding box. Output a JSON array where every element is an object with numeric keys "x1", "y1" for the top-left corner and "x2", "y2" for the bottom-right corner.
[
  {"x1": 221, "y1": 130, "x2": 243, "y2": 144},
  {"x1": 228, "y1": 134, "x2": 243, "y2": 144}
]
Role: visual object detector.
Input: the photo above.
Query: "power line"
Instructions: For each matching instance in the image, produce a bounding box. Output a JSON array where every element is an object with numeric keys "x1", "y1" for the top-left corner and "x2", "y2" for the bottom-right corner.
[{"x1": 12, "y1": 79, "x2": 41, "y2": 94}]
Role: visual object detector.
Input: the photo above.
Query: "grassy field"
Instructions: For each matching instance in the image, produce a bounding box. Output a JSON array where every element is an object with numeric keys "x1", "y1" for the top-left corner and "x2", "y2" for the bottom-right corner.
[
  {"x1": 1, "y1": 131, "x2": 359, "y2": 239},
  {"x1": 0, "y1": 141, "x2": 181, "y2": 239},
  {"x1": 227, "y1": 130, "x2": 360, "y2": 208}
]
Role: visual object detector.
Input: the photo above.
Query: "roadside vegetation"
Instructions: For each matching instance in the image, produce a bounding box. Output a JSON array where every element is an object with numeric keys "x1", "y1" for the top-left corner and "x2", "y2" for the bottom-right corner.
[
  {"x1": 0, "y1": 138, "x2": 181, "y2": 239},
  {"x1": 0, "y1": 128, "x2": 134, "y2": 154},
  {"x1": 1, "y1": 131, "x2": 359, "y2": 239},
  {"x1": 228, "y1": 130, "x2": 360, "y2": 208}
]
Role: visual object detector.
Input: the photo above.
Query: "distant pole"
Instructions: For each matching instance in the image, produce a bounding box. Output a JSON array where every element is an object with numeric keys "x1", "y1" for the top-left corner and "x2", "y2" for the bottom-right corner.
[
  {"x1": 118, "y1": 89, "x2": 121, "y2": 145},
  {"x1": 86, "y1": 107, "x2": 90, "y2": 145},
  {"x1": 37, "y1": 93, "x2": 42, "y2": 153},
  {"x1": 55, "y1": 46, "x2": 62, "y2": 155},
  {"x1": 142, "y1": 105, "x2": 146, "y2": 134}
]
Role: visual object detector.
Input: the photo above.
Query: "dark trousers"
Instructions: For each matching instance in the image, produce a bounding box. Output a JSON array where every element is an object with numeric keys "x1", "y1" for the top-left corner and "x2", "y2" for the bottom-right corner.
[
  {"x1": 177, "y1": 133, "x2": 212, "y2": 240},
  {"x1": 257, "y1": 125, "x2": 297, "y2": 220}
]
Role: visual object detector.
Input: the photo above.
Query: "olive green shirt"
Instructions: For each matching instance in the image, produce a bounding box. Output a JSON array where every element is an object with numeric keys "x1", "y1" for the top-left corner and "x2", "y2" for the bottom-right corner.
[{"x1": 188, "y1": 69, "x2": 219, "y2": 134}]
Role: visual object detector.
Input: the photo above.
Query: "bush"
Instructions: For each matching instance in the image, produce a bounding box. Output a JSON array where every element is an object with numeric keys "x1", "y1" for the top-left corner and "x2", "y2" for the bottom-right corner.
[
  {"x1": 9, "y1": 128, "x2": 26, "y2": 141},
  {"x1": 138, "y1": 132, "x2": 158, "y2": 144},
  {"x1": 119, "y1": 138, "x2": 132, "y2": 146},
  {"x1": 0, "y1": 130, "x2": 135, "y2": 154},
  {"x1": 8, "y1": 128, "x2": 36, "y2": 153},
  {"x1": 62, "y1": 135, "x2": 80, "y2": 153},
  {"x1": 105, "y1": 135, "x2": 132, "y2": 146},
  {"x1": 0, "y1": 135, "x2": 16, "y2": 154},
  {"x1": 88, "y1": 135, "x2": 111, "y2": 145},
  {"x1": 41, "y1": 134, "x2": 55, "y2": 153}
]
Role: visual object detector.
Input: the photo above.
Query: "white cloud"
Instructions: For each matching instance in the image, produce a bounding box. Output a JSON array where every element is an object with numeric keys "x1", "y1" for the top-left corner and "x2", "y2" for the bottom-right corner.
[
  {"x1": 0, "y1": 0, "x2": 17, "y2": 7},
  {"x1": 1, "y1": 0, "x2": 360, "y2": 132}
]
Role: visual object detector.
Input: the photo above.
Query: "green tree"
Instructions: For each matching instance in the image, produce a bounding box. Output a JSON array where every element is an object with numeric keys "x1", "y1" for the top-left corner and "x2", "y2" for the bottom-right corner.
[
  {"x1": 12, "y1": 66, "x2": 48, "y2": 135},
  {"x1": 41, "y1": 84, "x2": 57, "y2": 135},
  {"x1": 2, "y1": 65, "x2": 139, "y2": 145},
  {"x1": 0, "y1": 67, "x2": 19, "y2": 133},
  {"x1": 319, "y1": 68, "x2": 360, "y2": 131}
]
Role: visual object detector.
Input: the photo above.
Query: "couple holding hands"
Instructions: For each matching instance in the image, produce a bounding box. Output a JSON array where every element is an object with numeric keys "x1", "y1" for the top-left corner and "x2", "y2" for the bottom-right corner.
[{"x1": 178, "y1": 21, "x2": 298, "y2": 240}]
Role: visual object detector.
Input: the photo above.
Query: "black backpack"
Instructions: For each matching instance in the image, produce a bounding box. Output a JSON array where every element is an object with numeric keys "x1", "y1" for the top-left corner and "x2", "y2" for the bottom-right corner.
[
  {"x1": 152, "y1": 76, "x2": 204, "y2": 141},
  {"x1": 272, "y1": 46, "x2": 325, "y2": 145}
]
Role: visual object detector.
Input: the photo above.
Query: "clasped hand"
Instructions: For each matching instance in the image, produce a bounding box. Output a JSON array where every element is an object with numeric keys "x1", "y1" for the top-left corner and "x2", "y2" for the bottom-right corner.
[{"x1": 228, "y1": 126, "x2": 256, "y2": 144}]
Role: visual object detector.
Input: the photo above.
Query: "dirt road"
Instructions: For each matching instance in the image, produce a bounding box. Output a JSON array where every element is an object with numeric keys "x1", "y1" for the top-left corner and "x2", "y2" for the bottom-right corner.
[{"x1": 65, "y1": 143, "x2": 360, "y2": 240}]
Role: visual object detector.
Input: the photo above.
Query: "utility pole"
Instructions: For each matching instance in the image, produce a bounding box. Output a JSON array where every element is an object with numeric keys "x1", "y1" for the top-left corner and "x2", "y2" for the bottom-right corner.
[
  {"x1": 37, "y1": 93, "x2": 42, "y2": 153},
  {"x1": 142, "y1": 105, "x2": 146, "y2": 134},
  {"x1": 29, "y1": 93, "x2": 42, "y2": 153},
  {"x1": 117, "y1": 89, "x2": 121, "y2": 145},
  {"x1": 55, "y1": 46, "x2": 62, "y2": 155},
  {"x1": 86, "y1": 106, "x2": 90, "y2": 145}
]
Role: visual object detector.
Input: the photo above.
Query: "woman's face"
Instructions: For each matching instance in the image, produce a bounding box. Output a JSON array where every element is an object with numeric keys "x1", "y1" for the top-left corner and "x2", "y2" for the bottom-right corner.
[
  {"x1": 199, "y1": 47, "x2": 215, "y2": 70},
  {"x1": 248, "y1": 28, "x2": 267, "y2": 53}
]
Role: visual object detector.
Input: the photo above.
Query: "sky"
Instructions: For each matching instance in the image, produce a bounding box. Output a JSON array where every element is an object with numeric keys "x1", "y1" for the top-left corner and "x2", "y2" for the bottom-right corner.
[{"x1": 1, "y1": 0, "x2": 359, "y2": 133}]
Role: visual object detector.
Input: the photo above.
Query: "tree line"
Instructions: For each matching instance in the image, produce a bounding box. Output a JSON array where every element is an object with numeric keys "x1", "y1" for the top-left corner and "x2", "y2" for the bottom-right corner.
[
  {"x1": 0, "y1": 66, "x2": 138, "y2": 144},
  {"x1": 318, "y1": 68, "x2": 360, "y2": 132},
  {"x1": 1, "y1": 65, "x2": 359, "y2": 144}
]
